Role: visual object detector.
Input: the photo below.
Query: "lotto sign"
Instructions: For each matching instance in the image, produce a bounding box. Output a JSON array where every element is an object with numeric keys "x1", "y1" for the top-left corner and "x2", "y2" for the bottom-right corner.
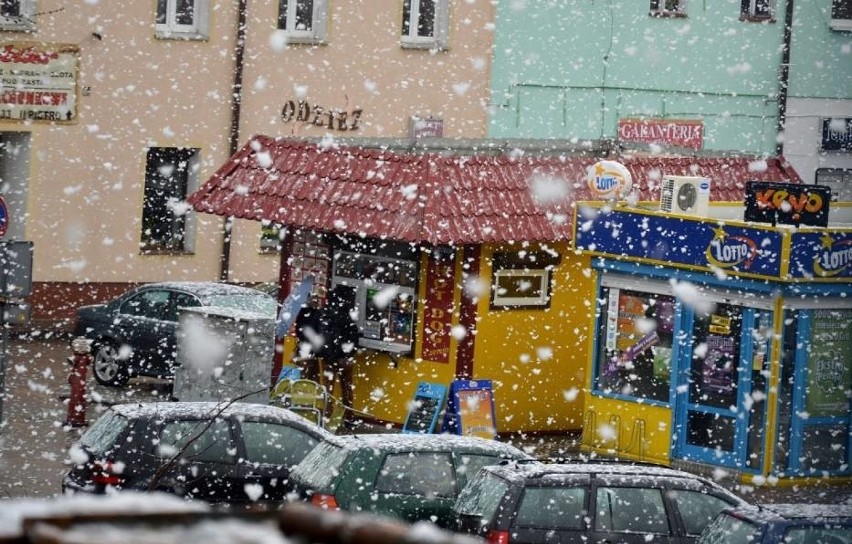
[{"x1": 586, "y1": 160, "x2": 633, "y2": 200}]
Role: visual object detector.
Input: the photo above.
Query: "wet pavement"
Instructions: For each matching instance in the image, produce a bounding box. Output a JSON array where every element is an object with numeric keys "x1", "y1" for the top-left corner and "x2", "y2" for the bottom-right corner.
[{"x1": 0, "y1": 333, "x2": 849, "y2": 505}]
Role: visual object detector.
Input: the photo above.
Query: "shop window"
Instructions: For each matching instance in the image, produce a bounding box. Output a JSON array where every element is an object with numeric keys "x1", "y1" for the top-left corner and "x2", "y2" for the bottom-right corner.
[
  {"x1": 816, "y1": 169, "x2": 852, "y2": 203},
  {"x1": 278, "y1": 0, "x2": 328, "y2": 44},
  {"x1": 594, "y1": 288, "x2": 676, "y2": 403},
  {"x1": 260, "y1": 222, "x2": 283, "y2": 253},
  {"x1": 332, "y1": 247, "x2": 419, "y2": 354},
  {"x1": 401, "y1": 0, "x2": 450, "y2": 50},
  {"x1": 0, "y1": 0, "x2": 35, "y2": 31},
  {"x1": 141, "y1": 147, "x2": 199, "y2": 254},
  {"x1": 490, "y1": 250, "x2": 559, "y2": 309},
  {"x1": 650, "y1": 0, "x2": 686, "y2": 17},
  {"x1": 740, "y1": 0, "x2": 775, "y2": 22},
  {"x1": 155, "y1": 0, "x2": 209, "y2": 40},
  {"x1": 831, "y1": 0, "x2": 852, "y2": 31}
]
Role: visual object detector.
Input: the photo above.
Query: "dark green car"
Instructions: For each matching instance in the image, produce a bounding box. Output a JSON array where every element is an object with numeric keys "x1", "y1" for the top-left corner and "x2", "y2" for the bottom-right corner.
[{"x1": 288, "y1": 433, "x2": 531, "y2": 528}]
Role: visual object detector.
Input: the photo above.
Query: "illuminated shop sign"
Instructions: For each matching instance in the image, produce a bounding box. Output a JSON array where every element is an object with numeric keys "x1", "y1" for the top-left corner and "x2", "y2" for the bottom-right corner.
[
  {"x1": 820, "y1": 117, "x2": 851, "y2": 152},
  {"x1": 585, "y1": 160, "x2": 633, "y2": 200},
  {"x1": 744, "y1": 181, "x2": 831, "y2": 227},
  {"x1": 789, "y1": 232, "x2": 852, "y2": 279},
  {"x1": 704, "y1": 226, "x2": 759, "y2": 270},
  {"x1": 617, "y1": 118, "x2": 704, "y2": 150}
]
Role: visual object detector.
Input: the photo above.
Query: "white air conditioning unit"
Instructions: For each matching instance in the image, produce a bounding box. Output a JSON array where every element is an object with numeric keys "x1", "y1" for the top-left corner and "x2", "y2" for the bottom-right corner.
[{"x1": 660, "y1": 176, "x2": 711, "y2": 216}]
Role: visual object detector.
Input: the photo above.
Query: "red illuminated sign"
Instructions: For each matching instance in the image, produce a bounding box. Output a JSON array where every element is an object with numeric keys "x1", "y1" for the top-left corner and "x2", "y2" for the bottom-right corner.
[{"x1": 618, "y1": 118, "x2": 704, "y2": 150}]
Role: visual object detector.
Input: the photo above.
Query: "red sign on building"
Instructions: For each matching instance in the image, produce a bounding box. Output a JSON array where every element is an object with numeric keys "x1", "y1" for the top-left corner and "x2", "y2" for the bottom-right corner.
[
  {"x1": 618, "y1": 118, "x2": 704, "y2": 150},
  {"x1": 421, "y1": 252, "x2": 455, "y2": 364}
]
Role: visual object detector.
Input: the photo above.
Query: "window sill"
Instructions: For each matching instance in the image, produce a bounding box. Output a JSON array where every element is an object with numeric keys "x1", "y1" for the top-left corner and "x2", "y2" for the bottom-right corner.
[
  {"x1": 283, "y1": 35, "x2": 327, "y2": 46},
  {"x1": 0, "y1": 23, "x2": 35, "y2": 32},
  {"x1": 401, "y1": 40, "x2": 447, "y2": 51},
  {"x1": 258, "y1": 246, "x2": 281, "y2": 255},
  {"x1": 829, "y1": 19, "x2": 852, "y2": 31},
  {"x1": 649, "y1": 11, "x2": 687, "y2": 18},
  {"x1": 139, "y1": 248, "x2": 195, "y2": 256},
  {"x1": 739, "y1": 14, "x2": 776, "y2": 23},
  {"x1": 154, "y1": 30, "x2": 209, "y2": 41}
]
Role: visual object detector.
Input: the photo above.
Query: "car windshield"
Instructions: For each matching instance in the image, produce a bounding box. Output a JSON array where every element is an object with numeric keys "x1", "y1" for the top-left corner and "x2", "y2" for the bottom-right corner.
[
  {"x1": 455, "y1": 472, "x2": 510, "y2": 521},
  {"x1": 290, "y1": 441, "x2": 350, "y2": 491},
  {"x1": 698, "y1": 513, "x2": 759, "y2": 544},
  {"x1": 78, "y1": 411, "x2": 130, "y2": 455},
  {"x1": 203, "y1": 294, "x2": 277, "y2": 317}
]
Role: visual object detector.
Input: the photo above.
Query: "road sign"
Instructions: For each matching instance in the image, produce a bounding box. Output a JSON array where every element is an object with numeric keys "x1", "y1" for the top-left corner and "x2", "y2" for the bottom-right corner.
[{"x1": 0, "y1": 197, "x2": 8, "y2": 237}]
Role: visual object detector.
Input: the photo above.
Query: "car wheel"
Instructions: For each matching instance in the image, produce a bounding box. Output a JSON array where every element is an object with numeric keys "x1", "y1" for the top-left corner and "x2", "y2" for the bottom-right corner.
[{"x1": 92, "y1": 341, "x2": 130, "y2": 386}]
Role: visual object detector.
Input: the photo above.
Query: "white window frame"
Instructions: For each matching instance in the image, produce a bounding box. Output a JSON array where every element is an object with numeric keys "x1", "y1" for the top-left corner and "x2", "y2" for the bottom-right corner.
[
  {"x1": 278, "y1": 0, "x2": 328, "y2": 45},
  {"x1": 401, "y1": 0, "x2": 450, "y2": 51},
  {"x1": 0, "y1": 0, "x2": 36, "y2": 32},
  {"x1": 155, "y1": 0, "x2": 209, "y2": 41},
  {"x1": 491, "y1": 269, "x2": 550, "y2": 308},
  {"x1": 649, "y1": 0, "x2": 687, "y2": 17},
  {"x1": 830, "y1": 0, "x2": 852, "y2": 31},
  {"x1": 740, "y1": 0, "x2": 776, "y2": 22}
]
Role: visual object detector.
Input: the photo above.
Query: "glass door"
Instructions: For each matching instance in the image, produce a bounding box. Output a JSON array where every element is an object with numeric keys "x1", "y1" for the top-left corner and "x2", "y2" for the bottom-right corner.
[{"x1": 674, "y1": 304, "x2": 770, "y2": 469}]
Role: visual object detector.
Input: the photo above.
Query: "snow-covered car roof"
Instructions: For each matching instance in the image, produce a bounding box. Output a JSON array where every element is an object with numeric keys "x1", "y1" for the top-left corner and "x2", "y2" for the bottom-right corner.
[
  {"x1": 325, "y1": 433, "x2": 530, "y2": 458},
  {"x1": 109, "y1": 401, "x2": 333, "y2": 433},
  {"x1": 483, "y1": 459, "x2": 736, "y2": 483},
  {"x1": 727, "y1": 503, "x2": 852, "y2": 523},
  {"x1": 135, "y1": 281, "x2": 270, "y2": 299}
]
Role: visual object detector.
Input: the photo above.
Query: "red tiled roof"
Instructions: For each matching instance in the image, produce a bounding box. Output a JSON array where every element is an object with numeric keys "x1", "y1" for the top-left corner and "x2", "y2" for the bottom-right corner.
[{"x1": 187, "y1": 136, "x2": 801, "y2": 245}]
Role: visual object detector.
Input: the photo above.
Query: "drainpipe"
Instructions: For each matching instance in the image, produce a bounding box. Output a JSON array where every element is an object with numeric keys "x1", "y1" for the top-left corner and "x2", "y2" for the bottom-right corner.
[
  {"x1": 220, "y1": 0, "x2": 247, "y2": 282},
  {"x1": 776, "y1": 0, "x2": 794, "y2": 158}
]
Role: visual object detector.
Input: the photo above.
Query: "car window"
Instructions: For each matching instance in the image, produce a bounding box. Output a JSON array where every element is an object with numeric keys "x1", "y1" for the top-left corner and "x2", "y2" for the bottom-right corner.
[
  {"x1": 595, "y1": 486, "x2": 670, "y2": 535},
  {"x1": 240, "y1": 421, "x2": 320, "y2": 466},
  {"x1": 668, "y1": 489, "x2": 737, "y2": 535},
  {"x1": 205, "y1": 293, "x2": 277, "y2": 316},
  {"x1": 79, "y1": 411, "x2": 130, "y2": 455},
  {"x1": 120, "y1": 289, "x2": 171, "y2": 320},
  {"x1": 697, "y1": 513, "x2": 759, "y2": 544},
  {"x1": 783, "y1": 526, "x2": 852, "y2": 544},
  {"x1": 456, "y1": 454, "x2": 506, "y2": 488},
  {"x1": 516, "y1": 486, "x2": 586, "y2": 530},
  {"x1": 455, "y1": 472, "x2": 510, "y2": 521},
  {"x1": 165, "y1": 292, "x2": 202, "y2": 322},
  {"x1": 290, "y1": 441, "x2": 351, "y2": 491},
  {"x1": 376, "y1": 452, "x2": 456, "y2": 498},
  {"x1": 159, "y1": 419, "x2": 235, "y2": 464}
]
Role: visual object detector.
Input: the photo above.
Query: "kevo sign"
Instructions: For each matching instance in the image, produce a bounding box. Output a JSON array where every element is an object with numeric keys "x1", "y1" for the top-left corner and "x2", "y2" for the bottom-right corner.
[
  {"x1": 744, "y1": 181, "x2": 831, "y2": 228},
  {"x1": 280, "y1": 99, "x2": 362, "y2": 132},
  {"x1": 586, "y1": 160, "x2": 633, "y2": 200}
]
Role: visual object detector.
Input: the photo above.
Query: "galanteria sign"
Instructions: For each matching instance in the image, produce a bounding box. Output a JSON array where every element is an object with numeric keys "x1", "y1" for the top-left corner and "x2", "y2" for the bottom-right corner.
[{"x1": 618, "y1": 118, "x2": 704, "y2": 150}]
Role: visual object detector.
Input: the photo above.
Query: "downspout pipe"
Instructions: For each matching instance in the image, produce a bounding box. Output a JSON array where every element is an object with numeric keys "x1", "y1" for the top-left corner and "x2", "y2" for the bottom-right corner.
[
  {"x1": 776, "y1": 0, "x2": 794, "y2": 158},
  {"x1": 220, "y1": 0, "x2": 247, "y2": 282}
]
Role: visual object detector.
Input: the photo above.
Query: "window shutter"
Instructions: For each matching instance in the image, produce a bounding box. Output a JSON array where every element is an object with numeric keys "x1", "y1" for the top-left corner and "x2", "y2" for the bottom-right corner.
[{"x1": 312, "y1": 0, "x2": 328, "y2": 43}]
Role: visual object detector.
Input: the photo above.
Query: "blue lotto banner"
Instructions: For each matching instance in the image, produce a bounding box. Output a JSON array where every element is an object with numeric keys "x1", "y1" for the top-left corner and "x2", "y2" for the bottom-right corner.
[
  {"x1": 575, "y1": 208, "x2": 784, "y2": 278},
  {"x1": 788, "y1": 231, "x2": 852, "y2": 279}
]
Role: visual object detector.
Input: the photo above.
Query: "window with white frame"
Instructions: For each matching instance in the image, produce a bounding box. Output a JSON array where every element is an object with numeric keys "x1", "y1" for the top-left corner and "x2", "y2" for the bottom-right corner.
[
  {"x1": 490, "y1": 250, "x2": 559, "y2": 309},
  {"x1": 141, "y1": 147, "x2": 199, "y2": 253},
  {"x1": 650, "y1": 0, "x2": 686, "y2": 17},
  {"x1": 401, "y1": 0, "x2": 450, "y2": 50},
  {"x1": 830, "y1": 0, "x2": 852, "y2": 31},
  {"x1": 278, "y1": 0, "x2": 328, "y2": 44},
  {"x1": 0, "y1": 0, "x2": 35, "y2": 32},
  {"x1": 740, "y1": 0, "x2": 775, "y2": 21},
  {"x1": 155, "y1": 0, "x2": 209, "y2": 40}
]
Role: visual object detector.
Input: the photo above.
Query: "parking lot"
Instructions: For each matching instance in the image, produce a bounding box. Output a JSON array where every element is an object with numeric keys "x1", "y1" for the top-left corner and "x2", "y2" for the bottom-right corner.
[{"x1": 0, "y1": 333, "x2": 849, "y2": 505}]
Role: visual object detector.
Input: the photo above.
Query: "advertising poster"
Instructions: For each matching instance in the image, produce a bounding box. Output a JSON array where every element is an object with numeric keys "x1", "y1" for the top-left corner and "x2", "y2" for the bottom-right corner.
[
  {"x1": 807, "y1": 310, "x2": 852, "y2": 417},
  {"x1": 702, "y1": 335, "x2": 736, "y2": 394},
  {"x1": 458, "y1": 387, "x2": 497, "y2": 439}
]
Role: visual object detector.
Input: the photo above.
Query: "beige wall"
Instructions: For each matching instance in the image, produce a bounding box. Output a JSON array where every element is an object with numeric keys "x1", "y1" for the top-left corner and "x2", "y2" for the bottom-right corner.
[{"x1": 1, "y1": 1, "x2": 494, "y2": 291}]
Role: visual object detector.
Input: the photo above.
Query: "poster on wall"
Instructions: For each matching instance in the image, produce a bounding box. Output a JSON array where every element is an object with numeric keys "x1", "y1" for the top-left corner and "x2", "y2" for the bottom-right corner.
[
  {"x1": 702, "y1": 334, "x2": 736, "y2": 394},
  {"x1": 807, "y1": 309, "x2": 852, "y2": 417}
]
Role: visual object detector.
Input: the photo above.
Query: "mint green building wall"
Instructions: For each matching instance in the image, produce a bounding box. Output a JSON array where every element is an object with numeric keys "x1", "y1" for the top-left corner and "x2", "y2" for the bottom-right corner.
[
  {"x1": 488, "y1": 0, "x2": 789, "y2": 154},
  {"x1": 788, "y1": 2, "x2": 851, "y2": 99}
]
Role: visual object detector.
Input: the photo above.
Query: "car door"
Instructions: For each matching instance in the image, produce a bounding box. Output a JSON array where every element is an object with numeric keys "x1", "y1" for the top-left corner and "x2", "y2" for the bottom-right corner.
[
  {"x1": 114, "y1": 288, "x2": 174, "y2": 374},
  {"x1": 590, "y1": 476, "x2": 678, "y2": 544},
  {"x1": 664, "y1": 481, "x2": 745, "y2": 542},
  {"x1": 235, "y1": 419, "x2": 323, "y2": 503},
  {"x1": 153, "y1": 417, "x2": 240, "y2": 503},
  {"x1": 161, "y1": 290, "x2": 202, "y2": 372},
  {"x1": 371, "y1": 451, "x2": 458, "y2": 526}
]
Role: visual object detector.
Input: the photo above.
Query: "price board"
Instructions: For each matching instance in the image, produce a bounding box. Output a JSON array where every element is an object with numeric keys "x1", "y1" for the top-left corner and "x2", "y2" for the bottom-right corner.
[
  {"x1": 401, "y1": 382, "x2": 447, "y2": 434},
  {"x1": 441, "y1": 380, "x2": 498, "y2": 439}
]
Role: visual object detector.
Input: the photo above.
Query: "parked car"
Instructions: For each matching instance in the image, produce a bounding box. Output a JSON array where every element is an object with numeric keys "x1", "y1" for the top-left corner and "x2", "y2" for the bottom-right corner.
[
  {"x1": 699, "y1": 503, "x2": 852, "y2": 544},
  {"x1": 288, "y1": 433, "x2": 531, "y2": 528},
  {"x1": 63, "y1": 401, "x2": 334, "y2": 505},
  {"x1": 74, "y1": 281, "x2": 277, "y2": 385},
  {"x1": 454, "y1": 460, "x2": 750, "y2": 544}
]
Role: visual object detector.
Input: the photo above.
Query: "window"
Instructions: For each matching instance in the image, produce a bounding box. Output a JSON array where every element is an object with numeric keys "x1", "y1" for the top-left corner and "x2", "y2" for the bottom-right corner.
[
  {"x1": 120, "y1": 289, "x2": 171, "y2": 320},
  {"x1": 260, "y1": 222, "x2": 283, "y2": 252},
  {"x1": 141, "y1": 147, "x2": 199, "y2": 253},
  {"x1": 831, "y1": 0, "x2": 852, "y2": 31},
  {"x1": 455, "y1": 454, "x2": 503, "y2": 488},
  {"x1": 159, "y1": 419, "x2": 235, "y2": 464},
  {"x1": 155, "y1": 0, "x2": 209, "y2": 40},
  {"x1": 455, "y1": 472, "x2": 510, "y2": 521},
  {"x1": 516, "y1": 487, "x2": 586, "y2": 529},
  {"x1": 740, "y1": 0, "x2": 775, "y2": 21},
  {"x1": 594, "y1": 288, "x2": 676, "y2": 402},
  {"x1": 376, "y1": 452, "x2": 456, "y2": 497},
  {"x1": 239, "y1": 421, "x2": 320, "y2": 466},
  {"x1": 490, "y1": 250, "x2": 559, "y2": 309},
  {"x1": 668, "y1": 490, "x2": 735, "y2": 535},
  {"x1": 650, "y1": 0, "x2": 686, "y2": 17},
  {"x1": 278, "y1": 0, "x2": 328, "y2": 44},
  {"x1": 0, "y1": 0, "x2": 35, "y2": 32},
  {"x1": 401, "y1": 0, "x2": 450, "y2": 50},
  {"x1": 595, "y1": 487, "x2": 670, "y2": 534}
]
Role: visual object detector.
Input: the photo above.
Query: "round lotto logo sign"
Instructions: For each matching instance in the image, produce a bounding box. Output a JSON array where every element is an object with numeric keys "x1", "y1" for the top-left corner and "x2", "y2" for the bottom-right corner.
[{"x1": 586, "y1": 161, "x2": 633, "y2": 199}]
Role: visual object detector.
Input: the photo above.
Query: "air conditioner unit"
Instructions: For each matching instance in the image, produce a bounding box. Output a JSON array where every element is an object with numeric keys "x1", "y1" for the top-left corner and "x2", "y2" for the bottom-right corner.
[{"x1": 660, "y1": 176, "x2": 711, "y2": 216}]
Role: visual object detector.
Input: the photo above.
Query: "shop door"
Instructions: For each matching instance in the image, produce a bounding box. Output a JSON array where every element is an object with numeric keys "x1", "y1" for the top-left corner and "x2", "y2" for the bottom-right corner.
[{"x1": 674, "y1": 304, "x2": 768, "y2": 469}]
